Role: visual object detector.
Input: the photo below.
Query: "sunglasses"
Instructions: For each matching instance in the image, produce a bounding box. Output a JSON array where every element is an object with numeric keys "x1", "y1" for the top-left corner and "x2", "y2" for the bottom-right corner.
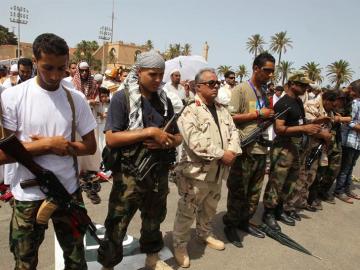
[
  {"x1": 228, "y1": 76, "x2": 236, "y2": 80},
  {"x1": 198, "y1": 80, "x2": 221, "y2": 88},
  {"x1": 79, "y1": 69, "x2": 89, "y2": 73},
  {"x1": 294, "y1": 82, "x2": 309, "y2": 88},
  {"x1": 261, "y1": 67, "x2": 275, "y2": 74}
]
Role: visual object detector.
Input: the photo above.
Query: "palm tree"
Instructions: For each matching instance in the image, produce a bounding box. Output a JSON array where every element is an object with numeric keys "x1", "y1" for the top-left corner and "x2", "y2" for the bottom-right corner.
[
  {"x1": 301, "y1": 62, "x2": 323, "y2": 84},
  {"x1": 278, "y1": 61, "x2": 294, "y2": 85},
  {"x1": 236, "y1": 65, "x2": 249, "y2": 82},
  {"x1": 145, "y1": 40, "x2": 154, "y2": 50},
  {"x1": 246, "y1": 34, "x2": 266, "y2": 57},
  {"x1": 270, "y1": 31, "x2": 293, "y2": 64},
  {"x1": 326, "y1": 60, "x2": 354, "y2": 89},
  {"x1": 217, "y1": 65, "x2": 232, "y2": 78},
  {"x1": 182, "y1": 43, "x2": 192, "y2": 56}
]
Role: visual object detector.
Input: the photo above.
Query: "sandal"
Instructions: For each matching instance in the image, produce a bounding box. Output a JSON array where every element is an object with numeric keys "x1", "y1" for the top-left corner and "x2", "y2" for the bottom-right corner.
[
  {"x1": 335, "y1": 193, "x2": 354, "y2": 204},
  {"x1": 346, "y1": 191, "x2": 360, "y2": 200}
]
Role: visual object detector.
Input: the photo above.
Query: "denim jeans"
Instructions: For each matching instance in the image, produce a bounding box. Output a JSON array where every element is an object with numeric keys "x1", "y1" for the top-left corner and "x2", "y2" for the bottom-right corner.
[{"x1": 334, "y1": 146, "x2": 360, "y2": 194}]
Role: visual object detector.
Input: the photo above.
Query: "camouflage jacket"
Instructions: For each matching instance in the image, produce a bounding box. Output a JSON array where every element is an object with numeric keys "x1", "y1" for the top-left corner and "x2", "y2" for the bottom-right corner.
[{"x1": 176, "y1": 95, "x2": 241, "y2": 183}]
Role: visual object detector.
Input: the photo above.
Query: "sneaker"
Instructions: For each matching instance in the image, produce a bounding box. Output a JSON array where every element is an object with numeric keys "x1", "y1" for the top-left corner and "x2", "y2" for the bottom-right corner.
[
  {"x1": 0, "y1": 190, "x2": 13, "y2": 202},
  {"x1": 173, "y1": 246, "x2": 190, "y2": 268},
  {"x1": 145, "y1": 253, "x2": 173, "y2": 270},
  {"x1": 203, "y1": 236, "x2": 225, "y2": 251}
]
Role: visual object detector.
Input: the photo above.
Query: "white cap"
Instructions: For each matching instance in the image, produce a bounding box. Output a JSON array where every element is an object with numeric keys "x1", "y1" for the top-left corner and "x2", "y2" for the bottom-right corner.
[
  {"x1": 79, "y1": 61, "x2": 89, "y2": 69},
  {"x1": 94, "y1": 73, "x2": 103, "y2": 82},
  {"x1": 10, "y1": 64, "x2": 18, "y2": 72}
]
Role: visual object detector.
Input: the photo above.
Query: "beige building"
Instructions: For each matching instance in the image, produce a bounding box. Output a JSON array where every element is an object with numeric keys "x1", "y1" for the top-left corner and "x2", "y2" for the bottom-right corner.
[
  {"x1": 93, "y1": 41, "x2": 148, "y2": 70},
  {"x1": 0, "y1": 42, "x2": 33, "y2": 60}
]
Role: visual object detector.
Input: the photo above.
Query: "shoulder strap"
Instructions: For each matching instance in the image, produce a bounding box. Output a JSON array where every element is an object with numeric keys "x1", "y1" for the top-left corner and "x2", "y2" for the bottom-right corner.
[
  {"x1": 62, "y1": 85, "x2": 79, "y2": 178},
  {"x1": 123, "y1": 87, "x2": 130, "y2": 113}
]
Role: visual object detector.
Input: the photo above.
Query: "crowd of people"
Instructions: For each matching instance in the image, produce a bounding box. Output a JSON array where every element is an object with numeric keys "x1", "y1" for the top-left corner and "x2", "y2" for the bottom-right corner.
[{"x1": 0, "y1": 33, "x2": 359, "y2": 270}]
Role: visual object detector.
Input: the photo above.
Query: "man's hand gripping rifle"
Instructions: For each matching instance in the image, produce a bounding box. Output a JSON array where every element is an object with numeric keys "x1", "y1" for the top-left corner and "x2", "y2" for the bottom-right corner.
[
  {"x1": 0, "y1": 134, "x2": 101, "y2": 244},
  {"x1": 241, "y1": 107, "x2": 290, "y2": 148}
]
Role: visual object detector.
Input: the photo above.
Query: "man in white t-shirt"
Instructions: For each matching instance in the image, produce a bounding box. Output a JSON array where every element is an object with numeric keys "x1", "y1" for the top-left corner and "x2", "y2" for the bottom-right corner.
[
  {"x1": 216, "y1": 70, "x2": 237, "y2": 106},
  {"x1": 163, "y1": 69, "x2": 186, "y2": 113},
  {"x1": 0, "y1": 33, "x2": 97, "y2": 270}
]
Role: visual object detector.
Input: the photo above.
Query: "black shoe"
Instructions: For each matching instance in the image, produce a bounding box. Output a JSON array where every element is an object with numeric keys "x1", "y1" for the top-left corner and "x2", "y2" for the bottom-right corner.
[
  {"x1": 224, "y1": 226, "x2": 243, "y2": 248},
  {"x1": 238, "y1": 224, "x2": 265, "y2": 238},
  {"x1": 304, "y1": 204, "x2": 317, "y2": 212},
  {"x1": 276, "y1": 212, "x2": 295, "y2": 226},
  {"x1": 262, "y1": 212, "x2": 281, "y2": 231},
  {"x1": 285, "y1": 211, "x2": 301, "y2": 221}
]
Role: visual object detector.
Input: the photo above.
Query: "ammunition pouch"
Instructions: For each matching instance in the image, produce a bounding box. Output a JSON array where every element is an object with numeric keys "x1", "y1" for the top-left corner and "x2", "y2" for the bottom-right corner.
[
  {"x1": 36, "y1": 199, "x2": 58, "y2": 225},
  {"x1": 102, "y1": 146, "x2": 122, "y2": 172}
]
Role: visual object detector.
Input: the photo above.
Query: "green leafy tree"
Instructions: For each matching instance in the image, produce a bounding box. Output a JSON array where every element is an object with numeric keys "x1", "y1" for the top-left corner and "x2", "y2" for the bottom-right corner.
[
  {"x1": 301, "y1": 62, "x2": 323, "y2": 84},
  {"x1": 270, "y1": 31, "x2": 293, "y2": 64},
  {"x1": 326, "y1": 60, "x2": 353, "y2": 89},
  {"x1": 0, "y1": 25, "x2": 17, "y2": 45},
  {"x1": 182, "y1": 43, "x2": 192, "y2": 56},
  {"x1": 217, "y1": 65, "x2": 232, "y2": 78},
  {"x1": 246, "y1": 34, "x2": 266, "y2": 57},
  {"x1": 278, "y1": 60, "x2": 294, "y2": 85},
  {"x1": 72, "y1": 40, "x2": 101, "y2": 71},
  {"x1": 236, "y1": 65, "x2": 249, "y2": 82}
]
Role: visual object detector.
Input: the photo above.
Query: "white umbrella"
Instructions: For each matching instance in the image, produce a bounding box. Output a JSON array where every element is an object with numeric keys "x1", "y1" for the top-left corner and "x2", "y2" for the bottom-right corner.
[{"x1": 163, "y1": 55, "x2": 209, "y2": 83}]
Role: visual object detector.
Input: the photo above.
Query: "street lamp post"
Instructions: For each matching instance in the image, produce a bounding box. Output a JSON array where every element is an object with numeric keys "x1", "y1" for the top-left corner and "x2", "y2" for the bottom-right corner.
[
  {"x1": 9, "y1": 5, "x2": 29, "y2": 59},
  {"x1": 98, "y1": 26, "x2": 112, "y2": 73}
]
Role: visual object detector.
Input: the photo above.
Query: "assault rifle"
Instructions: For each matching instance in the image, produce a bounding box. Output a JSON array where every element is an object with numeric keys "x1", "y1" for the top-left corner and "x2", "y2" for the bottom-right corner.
[
  {"x1": 241, "y1": 107, "x2": 290, "y2": 148},
  {"x1": 0, "y1": 134, "x2": 101, "y2": 244},
  {"x1": 127, "y1": 102, "x2": 190, "y2": 182}
]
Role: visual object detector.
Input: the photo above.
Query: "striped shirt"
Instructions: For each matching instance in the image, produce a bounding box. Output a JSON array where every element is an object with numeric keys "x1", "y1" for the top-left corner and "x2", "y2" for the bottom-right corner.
[{"x1": 341, "y1": 98, "x2": 360, "y2": 150}]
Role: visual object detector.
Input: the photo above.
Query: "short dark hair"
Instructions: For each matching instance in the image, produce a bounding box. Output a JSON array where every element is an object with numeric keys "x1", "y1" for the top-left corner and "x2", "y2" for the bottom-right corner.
[
  {"x1": 350, "y1": 79, "x2": 360, "y2": 94},
  {"x1": 99, "y1": 87, "x2": 110, "y2": 96},
  {"x1": 275, "y1": 85, "x2": 284, "y2": 92},
  {"x1": 69, "y1": 61, "x2": 77, "y2": 67},
  {"x1": 253, "y1": 52, "x2": 275, "y2": 69},
  {"x1": 18, "y1": 58, "x2": 33, "y2": 69},
  {"x1": 224, "y1": 70, "x2": 235, "y2": 78},
  {"x1": 322, "y1": 90, "x2": 338, "y2": 101},
  {"x1": 33, "y1": 33, "x2": 69, "y2": 60}
]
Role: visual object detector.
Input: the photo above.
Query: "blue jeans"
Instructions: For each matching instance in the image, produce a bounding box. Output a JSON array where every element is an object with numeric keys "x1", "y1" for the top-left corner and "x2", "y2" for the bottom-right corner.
[{"x1": 335, "y1": 146, "x2": 360, "y2": 194}]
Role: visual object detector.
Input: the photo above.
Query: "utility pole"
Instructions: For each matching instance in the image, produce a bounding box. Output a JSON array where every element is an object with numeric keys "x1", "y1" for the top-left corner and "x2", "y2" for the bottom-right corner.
[
  {"x1": 111, "y1": 0, "x2": 115, "y2": 43},
  {"x1": 9, "y1": 5, "x2": 29, "y2": 59},
  {"x1": 99, "y1": 26, "x2": 112, "y2": 73}
]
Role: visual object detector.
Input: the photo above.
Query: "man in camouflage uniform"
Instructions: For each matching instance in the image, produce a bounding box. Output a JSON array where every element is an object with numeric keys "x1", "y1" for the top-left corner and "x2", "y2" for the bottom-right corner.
[
  {"x1": 262, "y1": 71, "x2": 322, "y2": 231},
  {"x1": 222, "y1": 52, "x2": 275, "y2": 247},
  {"x1": 172, "y1": 68, "x2": 240, "y2": 268},
  {"x1": 98, "y1": 51, "x2": 182, "y2": 270},
  {"x1": 284, "y1": 91, "x2": 335, "y2": 213},
  {"x1": 0, "y1": 33, "x2": 97, "y2": 270},
  {"x1": 314, "y1": 93, "x2": 351, "y2": 204}
]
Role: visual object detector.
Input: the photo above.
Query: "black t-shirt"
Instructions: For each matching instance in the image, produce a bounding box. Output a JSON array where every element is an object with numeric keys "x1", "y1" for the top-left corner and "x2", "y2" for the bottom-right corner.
[
  {"x1": 206, "y1": 104, "x2": 223, "y2": 147},
  {"x1": 274, "y1": 94, "x2": 305, "y2": 137},
  {"x1": 105, "y1": 90, "x2": 179, "y2": 134}
]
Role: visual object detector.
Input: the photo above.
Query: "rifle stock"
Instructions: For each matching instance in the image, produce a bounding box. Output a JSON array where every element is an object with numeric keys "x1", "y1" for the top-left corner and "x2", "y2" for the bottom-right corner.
[{"x1": 0, "y1": 134, "x2": 101, "y2": 244}]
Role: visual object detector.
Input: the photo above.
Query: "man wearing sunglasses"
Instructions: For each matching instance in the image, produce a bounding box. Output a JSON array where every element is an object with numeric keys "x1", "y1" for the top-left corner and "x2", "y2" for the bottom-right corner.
[
  {"x1": 223, "y1": 52, "x2": 276, "y2": 247},
  {"x1": 217, "y1": 70, "x2": 237, "y2": 106},
  {"x1": 262, "y1": 71, "x2": 322, "y2": 231},
  {"x1": 172, "y1": 68, "x2": 241, "y2": 268}
]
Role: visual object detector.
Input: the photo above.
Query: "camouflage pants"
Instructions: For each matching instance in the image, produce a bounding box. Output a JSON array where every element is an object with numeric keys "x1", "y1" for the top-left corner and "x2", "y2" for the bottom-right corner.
[
  {"x1": 283, "y1": 145, "x2": 319, "y2": 211},
  {"x1": 98, "y1": 169, "x2": 169, "y2": 268},
  {"x1": 10, "y1": 191, "x2": 87, "y2": 270},
  {"x1": 223, "y1": 154, "x2": 266, "y2": 227},
  {"x1": 173, "y1": 176, "x2": 222, "y2": 247},
  {"x1": 263, "y1": 142, "x2": 302, "y2": 210}
]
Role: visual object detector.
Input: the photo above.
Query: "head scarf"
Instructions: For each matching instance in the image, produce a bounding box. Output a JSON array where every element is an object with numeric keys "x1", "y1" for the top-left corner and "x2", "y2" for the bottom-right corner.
[
  {"x1": 118, "y1": 50, "x2": 168, "y2": 130},
  {"x1": 72, "y1": 63, "x2": 98, "y2": 100}
]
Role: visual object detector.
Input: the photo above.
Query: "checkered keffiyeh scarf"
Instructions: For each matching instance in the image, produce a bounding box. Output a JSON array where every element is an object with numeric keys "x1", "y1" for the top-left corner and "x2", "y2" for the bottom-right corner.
[
  {"x1": 72, "y1": 64, "x2": 98, "y2": 100},
  {"x1": 118, "y1": 68, "x2": 168, "y2": 130}
]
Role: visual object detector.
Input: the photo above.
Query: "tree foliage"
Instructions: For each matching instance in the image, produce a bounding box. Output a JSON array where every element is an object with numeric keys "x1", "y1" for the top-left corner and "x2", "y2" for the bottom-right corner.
[
  {"x1": 246, "y1": 34, "x2": 266, "y2": 57},
  {"x1": 278, "y1": 61, "x2": 294, "y2": 85},
  {"x1": 270, "y1": 31, "x2": 293, "y2": 64},
  {"x1": 301, "y1": 62, "x2": 323, "y2": 84},
  {"x1": 326, "y1": 60, "x2": 353, "y2": 89},
  {"x1": 236, "y1": 65, "x2": 249, "y2": 82},
  {"x1": 217, "y1": 65, "x2": 232, "y2": 77},
  {"x1": 72, "y1": 40, "x2": 101, "y2": 71},
  {"x1": 0, "y1": 25, "x2": 17, "y2": 45},
  {"x1": 163, "y1": 43, "x2": 192, "y2": 60}
]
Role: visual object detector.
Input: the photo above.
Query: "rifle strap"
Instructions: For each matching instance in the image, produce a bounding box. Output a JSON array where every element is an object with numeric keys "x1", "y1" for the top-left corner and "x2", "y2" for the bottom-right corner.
[{"x1": 63, "y1": 85, "x2": 79, "y2": 178}]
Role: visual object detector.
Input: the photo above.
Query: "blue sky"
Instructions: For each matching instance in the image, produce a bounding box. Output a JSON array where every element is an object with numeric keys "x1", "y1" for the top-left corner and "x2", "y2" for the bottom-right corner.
[{"x1": 1, "y1": 0, "x2": 359, "y2": 86}]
